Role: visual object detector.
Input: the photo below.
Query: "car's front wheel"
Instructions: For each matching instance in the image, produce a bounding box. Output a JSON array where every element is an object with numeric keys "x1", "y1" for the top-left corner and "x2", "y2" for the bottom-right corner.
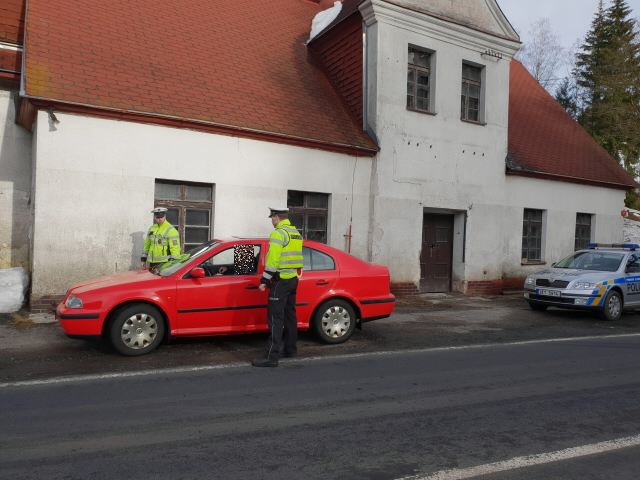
[
  {"x1": 312, "y1": 299, "x2": 356, "y2": 344},
  {"x1": 109, "y1": 304, "x2": 165, "y2": 356},
  {"x1": 528, "y1": 302, "x2": 548, "y2": 311},
  {"x1": 599, "y1": 290, "x2": 622, "y2": 321}
]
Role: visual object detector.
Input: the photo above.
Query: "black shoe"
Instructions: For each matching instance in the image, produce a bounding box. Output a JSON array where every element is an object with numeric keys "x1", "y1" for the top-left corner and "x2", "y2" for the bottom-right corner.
[
  {"x1": 282, "y1": 352, "x2": 297, "y2": 358},
  {"x1": 251, "y1": 358, "x2": 278, "y2": 368}
]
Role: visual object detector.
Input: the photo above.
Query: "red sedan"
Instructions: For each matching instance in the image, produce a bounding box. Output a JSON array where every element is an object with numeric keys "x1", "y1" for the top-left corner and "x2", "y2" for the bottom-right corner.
[{"x1": 56, "y1": 239, "x2": 395, "y2": 356}]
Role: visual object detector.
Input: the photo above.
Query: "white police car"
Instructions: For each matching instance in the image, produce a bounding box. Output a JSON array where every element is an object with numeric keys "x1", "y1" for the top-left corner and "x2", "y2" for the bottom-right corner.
[{"x1": 524, "y1": 243, "x2": 640, "y2": 321}]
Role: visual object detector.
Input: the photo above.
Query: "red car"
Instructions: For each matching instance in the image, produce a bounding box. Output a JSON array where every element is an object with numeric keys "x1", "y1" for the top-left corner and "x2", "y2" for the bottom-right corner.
[{"x1": 56, "y1": 239, "x2": 395, "y2": 356}]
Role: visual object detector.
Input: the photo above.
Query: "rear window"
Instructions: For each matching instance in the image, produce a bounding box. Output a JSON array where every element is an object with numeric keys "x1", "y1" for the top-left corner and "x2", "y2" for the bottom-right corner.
[{"x1": 302, "y1": 246, "x2": 335, "y2": 271}]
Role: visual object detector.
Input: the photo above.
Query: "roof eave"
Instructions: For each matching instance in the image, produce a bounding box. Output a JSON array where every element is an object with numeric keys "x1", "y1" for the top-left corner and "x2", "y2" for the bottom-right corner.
[{"x1": 506, "y1": 168, "x2": 638, "y2": 191}]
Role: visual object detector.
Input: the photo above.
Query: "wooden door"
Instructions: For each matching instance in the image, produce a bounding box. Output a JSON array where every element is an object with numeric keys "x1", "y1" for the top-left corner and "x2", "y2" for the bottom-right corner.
[{"x1": 420, "y1": 214, "x2": 453, "y2": 292}]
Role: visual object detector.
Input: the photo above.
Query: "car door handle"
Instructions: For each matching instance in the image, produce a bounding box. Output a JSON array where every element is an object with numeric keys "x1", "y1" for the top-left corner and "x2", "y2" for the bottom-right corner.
[
  {"x1": 316, "y1": 281, "x2": 329, "y2": 285},
  {"x1": 246, "y1": 285, "x2": 260, "y2": 290}
]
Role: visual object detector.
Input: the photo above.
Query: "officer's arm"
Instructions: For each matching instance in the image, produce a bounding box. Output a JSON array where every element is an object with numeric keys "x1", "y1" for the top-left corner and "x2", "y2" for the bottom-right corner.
[
  {"x1": 261, "y1": 232, "x2": 284, "y2": 285},
  {"x1": 141, "y1": 228, "x2": 151, "y2": 262},
  {"x1": 167, "y1": 227, "x2": 181, "y2": 259}
]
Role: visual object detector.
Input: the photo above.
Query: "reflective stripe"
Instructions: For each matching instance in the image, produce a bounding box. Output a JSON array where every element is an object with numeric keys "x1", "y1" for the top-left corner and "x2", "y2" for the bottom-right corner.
[
  {"x1": 147, "y1": 255, "x2": 170, "y2": 261},
  {"x1": 279, "y1": 268, "x2": 296, "y2": 273},
  {"x1": 141, "y1": 253, "x2": 148, "y2": 258},
  {"x1": 280, "y1": 251, "x2": 302, "y2": 257},
  {"x1": 263, "y1": 272, "x2": 273, "y2": 280},
  {"x1": 166, "y1": 235, "x2": 179, "y2": 240},
  {"x1": 270, "y1": 237, "x2": 286, "y2": 246},
  {"x1": 265, "y1": 267, "x2": 278, "y2": 273}
]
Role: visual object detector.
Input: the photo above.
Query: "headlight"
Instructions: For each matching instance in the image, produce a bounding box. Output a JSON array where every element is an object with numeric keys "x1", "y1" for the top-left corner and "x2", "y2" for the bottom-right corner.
[
  {"x1": 65, "y1": 294, "x2": 83, "y2": 309},
  {"x1": 570, "y1": 282, "x2": 598, "y2": 290},
  {"x1": 525, "y1": 277, "x2": 535, "y2": 285}
]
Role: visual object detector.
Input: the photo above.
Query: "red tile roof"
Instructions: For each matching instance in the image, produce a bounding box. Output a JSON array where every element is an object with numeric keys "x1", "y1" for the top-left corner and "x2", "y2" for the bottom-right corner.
[
  {"x1": 508, "y1": 60, "x2": 636, "y2": 189},
  {"x1": 23, "y1": 0, "x2": 377, "y2": 155},
  {"x1": 0, "y1": 0, "x2": 25, "y2": 82}
]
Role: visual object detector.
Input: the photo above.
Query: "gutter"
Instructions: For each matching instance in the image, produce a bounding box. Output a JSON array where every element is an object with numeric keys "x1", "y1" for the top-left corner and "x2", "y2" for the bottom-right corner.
[{"x1": 20, "y1": 94, "x2": 379, "y2": 156}]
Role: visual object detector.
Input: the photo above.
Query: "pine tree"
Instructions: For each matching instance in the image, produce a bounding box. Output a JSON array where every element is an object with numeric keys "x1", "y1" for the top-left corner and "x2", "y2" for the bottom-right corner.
[
  {"x1": 573, "y1": 0, "x2": 640, "y2": 206},
  {"x1": 555, "y1": 77, "x2": 579, "y2": 119}
]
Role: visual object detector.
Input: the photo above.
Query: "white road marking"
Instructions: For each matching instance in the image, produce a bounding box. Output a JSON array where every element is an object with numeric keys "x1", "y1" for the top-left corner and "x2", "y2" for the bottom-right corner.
[
  {"x1": 396, "y1": 434, "x2": 640, "y2": 480},
  {"x1": 2, "y1": 332, "x2": 640, "y2": 388}
]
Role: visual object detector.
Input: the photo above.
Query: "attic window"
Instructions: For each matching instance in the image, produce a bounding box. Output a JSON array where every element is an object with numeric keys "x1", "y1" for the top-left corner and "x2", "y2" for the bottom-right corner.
[
  {"x1": 407, "y1": 48, "x2": 432, "y2": 113},
  {"x1": 461, "y1": 63, "x2": 482, "y2": 122}
]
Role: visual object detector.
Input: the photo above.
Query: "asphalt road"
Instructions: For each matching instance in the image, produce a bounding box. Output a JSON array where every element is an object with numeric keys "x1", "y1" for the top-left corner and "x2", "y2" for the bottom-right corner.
[
  {"x1": 2, "y1": 333, "x2": 640, "y2": 479},
  {"x1": 2, "y1": 295, "x2": 640, "y2": 479}
]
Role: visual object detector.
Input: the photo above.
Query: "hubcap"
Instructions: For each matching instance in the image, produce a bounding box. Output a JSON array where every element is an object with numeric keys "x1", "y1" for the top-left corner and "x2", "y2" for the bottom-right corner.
[
  {"x1": 121, "y1": 313, "x2": 158, "y2": 349},
  {"x1": 321, "y1": 305, "x2": 350, "y2": 338},
  {"x1": 609, "y1": 295, "x2": 621, "y2": 318}
]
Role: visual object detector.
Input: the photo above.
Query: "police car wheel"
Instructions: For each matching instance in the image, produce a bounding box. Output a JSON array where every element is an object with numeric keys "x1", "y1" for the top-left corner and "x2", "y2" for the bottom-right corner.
[
  {"x1": 109, "y1": 304, "x2": 165, "y2": 356},
  {"x1": 528, "y1": 302, "x2": 548, "y2": 312},
  {"x1": 312, "y1": 299, "x2": 356, "y2": 344},
  {"x1": 599, "y1": 290, "x2": 622, "y2": 322}
]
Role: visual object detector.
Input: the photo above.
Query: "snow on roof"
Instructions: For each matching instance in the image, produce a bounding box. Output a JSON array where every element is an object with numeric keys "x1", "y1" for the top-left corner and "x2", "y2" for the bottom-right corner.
[{"x1": 308, "y1": 1, "x2": 343, "y2": 43}]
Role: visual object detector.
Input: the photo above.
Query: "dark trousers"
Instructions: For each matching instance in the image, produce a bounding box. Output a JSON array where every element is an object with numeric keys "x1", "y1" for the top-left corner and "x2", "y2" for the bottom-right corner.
[{"x1": 265, "y1": 277, "x2": 298, "y2": 361}]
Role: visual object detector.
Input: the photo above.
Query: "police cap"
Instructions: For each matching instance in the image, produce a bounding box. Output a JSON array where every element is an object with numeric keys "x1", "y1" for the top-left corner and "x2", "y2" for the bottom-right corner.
[
  {"x1": 268, "y1": 206, "x2": 289, "y2": 218},
  {"x1": 151, "y1": 207, "x2": 168, "y2": 217}
]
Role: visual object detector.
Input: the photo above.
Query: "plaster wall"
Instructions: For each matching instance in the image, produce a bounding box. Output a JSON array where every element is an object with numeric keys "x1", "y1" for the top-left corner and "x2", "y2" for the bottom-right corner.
[
  {"x1": 0, "y1": 88, "x2": 32, "y2": 270},
  {"x1": 30, "y1": 111, "x2": 372, "y2": 298},
  {"x1": 363, "y1": 0, "x2": 520, "y2": 285},
  {"x1": 502, "y1": 176, "x2": 626, "y2": 279}
]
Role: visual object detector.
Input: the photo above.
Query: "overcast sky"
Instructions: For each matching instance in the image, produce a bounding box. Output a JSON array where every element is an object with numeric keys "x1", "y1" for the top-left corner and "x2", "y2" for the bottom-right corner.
[{"x1": 496, "y1": 0, "x2": 639, "y2": 50}]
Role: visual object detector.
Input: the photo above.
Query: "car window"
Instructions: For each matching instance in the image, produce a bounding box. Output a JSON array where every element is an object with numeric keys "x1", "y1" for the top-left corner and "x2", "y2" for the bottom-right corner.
[
  {"x1": 302, "y1": 246, "x2": 335, "y2": 271},
  {"x1": 554, "y1": 251, "x2": 624, "y2": 272},
  {"x1": 199, "y1": 245, "x2": 260, "y2": 276},
  {"x1": 156, "y1": 241, "x2": 221, "y2": 277},
  {"x1": 627, "y1": 254, "x2": 640, "y2": 269}
]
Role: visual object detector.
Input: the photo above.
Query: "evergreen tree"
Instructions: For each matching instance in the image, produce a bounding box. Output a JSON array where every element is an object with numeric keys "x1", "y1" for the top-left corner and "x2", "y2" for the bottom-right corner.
[
  {"x1": 573, "y1": 0, "x2": 640, "y2": 206},
  {"x1": 555, "y1": 77, "x2": 579, "y2": 119}
]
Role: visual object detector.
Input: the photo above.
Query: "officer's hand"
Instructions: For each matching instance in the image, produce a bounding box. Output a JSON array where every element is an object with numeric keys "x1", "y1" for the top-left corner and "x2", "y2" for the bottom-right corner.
[
  {"x1": 259, "y1": 284, "x2": 266, "y2": 292},
  {"x1": 140, "y1": 262, "x2": 146, "y2": 269}
]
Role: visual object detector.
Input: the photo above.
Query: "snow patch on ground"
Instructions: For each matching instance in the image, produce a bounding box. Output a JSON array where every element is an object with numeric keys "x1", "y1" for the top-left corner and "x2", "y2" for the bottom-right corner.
[
  {"x1": 623, "y1": 208, "x2": 640, "y2": 244},
  {"x1": 0, "y1": 267, "x2": 29, "y2": 313}
]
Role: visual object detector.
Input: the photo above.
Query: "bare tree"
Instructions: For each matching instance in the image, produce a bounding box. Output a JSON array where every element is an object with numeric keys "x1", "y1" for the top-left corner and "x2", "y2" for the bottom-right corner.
[{"x1": 515, "y1": 18, "x2": 567, "y2": 91}]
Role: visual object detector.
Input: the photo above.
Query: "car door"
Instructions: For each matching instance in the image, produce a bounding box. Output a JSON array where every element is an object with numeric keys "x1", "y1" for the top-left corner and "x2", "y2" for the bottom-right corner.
[
  {"x1": 623, "y1": 253, "x2": 640, "y2": 306},
  {"x1": 175, "y1": 244, "x2": 267, "y2": 334},
  {"x1": 296, "y1": 246, "x2": 339, "y2": 326}
]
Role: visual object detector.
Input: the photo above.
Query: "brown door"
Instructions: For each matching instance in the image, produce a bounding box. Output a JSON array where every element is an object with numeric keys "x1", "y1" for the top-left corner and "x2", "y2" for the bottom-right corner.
[{"x1": 420, "y1": 214, "x2": 453, "y2": 293}]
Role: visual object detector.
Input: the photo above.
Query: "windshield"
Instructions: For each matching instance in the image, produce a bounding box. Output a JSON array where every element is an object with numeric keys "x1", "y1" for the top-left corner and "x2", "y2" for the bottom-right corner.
[
  {"x1": 554, "y1": 251, "x2": 624, "y2": 272},
  {"x1": 152, "y1": 241, "x2": 222, "y2": 277}
]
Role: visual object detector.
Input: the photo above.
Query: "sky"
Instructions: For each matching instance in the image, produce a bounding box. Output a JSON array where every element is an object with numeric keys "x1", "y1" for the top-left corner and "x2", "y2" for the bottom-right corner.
[{"x1": 496, "y1": 0, "x2": 639, "y2": 50}]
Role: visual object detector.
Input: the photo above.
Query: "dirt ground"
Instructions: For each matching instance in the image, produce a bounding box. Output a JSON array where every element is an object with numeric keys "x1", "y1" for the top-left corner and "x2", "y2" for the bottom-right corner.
[{"x1": 2, "y1": 293, "x2": 640, "y2": 382}]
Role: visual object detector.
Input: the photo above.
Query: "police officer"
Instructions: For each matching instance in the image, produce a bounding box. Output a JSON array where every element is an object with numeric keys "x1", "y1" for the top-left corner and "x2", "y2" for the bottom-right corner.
[
  {"x1": 252, "y1": 207, "x2": 304, "y2": 367},
  {"x1": 140, "y1": 207, "x2": 181, "y2": 269}
]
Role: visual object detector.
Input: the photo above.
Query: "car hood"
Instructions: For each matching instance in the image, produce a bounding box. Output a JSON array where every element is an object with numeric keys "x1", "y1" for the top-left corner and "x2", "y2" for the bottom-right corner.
[{"x1": 70, "y1": 269, "x2": 162, "y2": 294}]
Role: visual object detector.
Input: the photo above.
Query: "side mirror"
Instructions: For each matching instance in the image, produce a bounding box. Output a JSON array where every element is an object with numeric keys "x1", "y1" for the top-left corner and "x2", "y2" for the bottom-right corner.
[{"x1": 191, "y1": 267, "x2": 206, "y2": 278}]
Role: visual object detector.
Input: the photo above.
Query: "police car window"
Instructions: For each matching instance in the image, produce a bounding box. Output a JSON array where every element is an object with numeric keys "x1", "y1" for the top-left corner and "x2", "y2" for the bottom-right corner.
[
  {"x1": 627, "y1": 254, "x2": 640, "y2": 269},
  {"x1": 302, "y1": 246, "x2": 335, "y2": 271},
  {"x1": 554, "y1": 251, "x2": 623, "y2": 272}
]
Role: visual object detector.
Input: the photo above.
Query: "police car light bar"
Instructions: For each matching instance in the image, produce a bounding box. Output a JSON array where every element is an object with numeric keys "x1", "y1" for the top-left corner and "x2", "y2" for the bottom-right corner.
[{"x1": 587, "y1": 243, "x2": 640, "y2": 250}]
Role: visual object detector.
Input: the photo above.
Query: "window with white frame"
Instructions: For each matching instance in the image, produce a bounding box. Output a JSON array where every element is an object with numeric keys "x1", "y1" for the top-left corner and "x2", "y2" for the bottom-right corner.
[
  {"x1": 407, "y1": 47, "x2": 432, "y2": 113},
  {"x1": 461, "y1": 63, "x2": 482, "y2": 122}
]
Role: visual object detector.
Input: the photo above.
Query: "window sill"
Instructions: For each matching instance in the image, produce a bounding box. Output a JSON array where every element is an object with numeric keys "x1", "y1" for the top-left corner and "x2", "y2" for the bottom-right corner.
[
  {"x1": 407, "y1": 107, "x2": 436, "y2": 116},
  {"x1": 521, "y1": 261, "x2": 546, "y2": 266},
  {"x1": 460, "y1": 118, "x2": 486, "y2": 126}
]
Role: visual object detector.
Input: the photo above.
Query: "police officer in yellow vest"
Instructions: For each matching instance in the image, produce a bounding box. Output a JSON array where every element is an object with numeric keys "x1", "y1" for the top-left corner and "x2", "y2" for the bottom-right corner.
[
  {"x1": 252, "y1": 207, "x2": 304, "y2": 367},
  {"x1": 140, "y1": 207, "x2": 181, "y2": 269}
]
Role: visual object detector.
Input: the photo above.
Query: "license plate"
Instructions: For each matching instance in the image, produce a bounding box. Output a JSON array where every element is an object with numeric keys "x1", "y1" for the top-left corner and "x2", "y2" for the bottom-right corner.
[{"x1": 537, "y1": 289, "x2": 561, "y2": 297}]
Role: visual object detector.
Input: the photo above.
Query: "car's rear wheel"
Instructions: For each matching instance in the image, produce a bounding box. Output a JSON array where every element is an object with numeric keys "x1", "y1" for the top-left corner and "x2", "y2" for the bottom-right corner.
[
  {"x1": 110, "y1": 304, "x2": 165, "y2": 356},
  {"x1": 599, "y1": 290, "x2": 622, "y2": 321},
  {"x1": 312, "y1": 299, "x2": 356, "y2": 344},
  {"x1": 528, "y1": 302, "x2": 548, "y2": 311}
]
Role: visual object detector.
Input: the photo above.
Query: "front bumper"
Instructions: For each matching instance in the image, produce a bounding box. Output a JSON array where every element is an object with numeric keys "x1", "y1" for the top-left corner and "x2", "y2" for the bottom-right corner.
[
  {"x1": 523, "y1": 287, "x2": 606, "y2": 309},
  {"x1": 56, "y1": 306, "x2": 105, "y2": 335}
]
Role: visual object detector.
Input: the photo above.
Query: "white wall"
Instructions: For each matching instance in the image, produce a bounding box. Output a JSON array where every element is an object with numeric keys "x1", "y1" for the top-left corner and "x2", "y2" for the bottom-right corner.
[
  {"x1": 30, "y1": 111, "x2": 372, "y2": 298},
  {"x1": 0, "y1": 88, "x2": 32, "y2": 270},
  {"x1": 362, "y1": 0, "x2": 520, "y2": 285}
]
